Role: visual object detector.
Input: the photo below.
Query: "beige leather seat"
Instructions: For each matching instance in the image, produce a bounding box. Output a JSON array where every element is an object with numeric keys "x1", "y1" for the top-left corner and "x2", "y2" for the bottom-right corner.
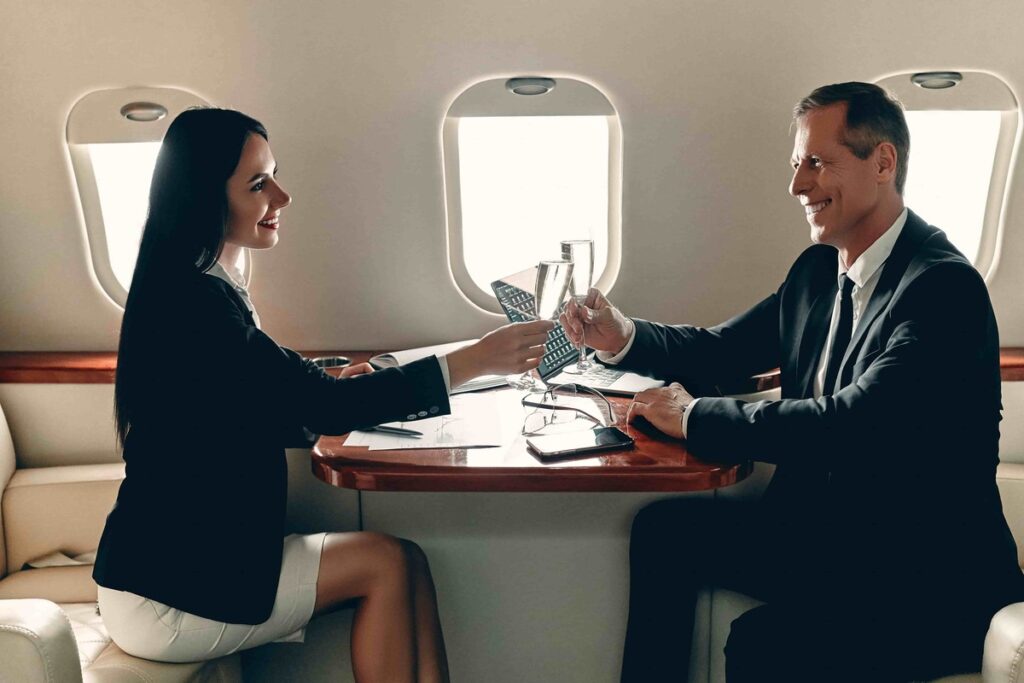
[{"x1": 0, "y1": 402, "x2": 241, "y2": 683}]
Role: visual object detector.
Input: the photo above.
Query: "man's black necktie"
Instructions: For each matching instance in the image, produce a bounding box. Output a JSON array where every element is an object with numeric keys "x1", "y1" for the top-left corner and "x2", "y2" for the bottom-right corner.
[{"x1": 823, "y1": 274, "x2": 856, "y2": 394}]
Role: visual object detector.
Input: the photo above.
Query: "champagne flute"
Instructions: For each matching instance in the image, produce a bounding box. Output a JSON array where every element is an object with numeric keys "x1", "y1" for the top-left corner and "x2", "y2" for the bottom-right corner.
[
  {"x1": 506, "y1": 259, "x2": 574, "y2": 391},
  {"x1": 560, "y1": 239, "x2": 595, "y2": 374}
]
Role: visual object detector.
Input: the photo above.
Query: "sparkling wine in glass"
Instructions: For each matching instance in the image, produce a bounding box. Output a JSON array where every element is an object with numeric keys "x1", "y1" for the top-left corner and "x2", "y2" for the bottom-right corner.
[
  {"x1": 507, "y1": 259, "x2": 574, "y2": 391},
  {"x1": 560, "y1": 239, "x2": 595, "y2": 374}
]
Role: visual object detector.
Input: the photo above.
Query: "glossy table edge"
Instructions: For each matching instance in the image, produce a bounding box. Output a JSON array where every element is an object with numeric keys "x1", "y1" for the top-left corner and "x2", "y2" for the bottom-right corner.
[
  {"x1": 310, "y1": 454, "x2": 755, "y2": 492},
  {"x1": 3, "y1": 349, "x2": 1024, "y2": 383}
]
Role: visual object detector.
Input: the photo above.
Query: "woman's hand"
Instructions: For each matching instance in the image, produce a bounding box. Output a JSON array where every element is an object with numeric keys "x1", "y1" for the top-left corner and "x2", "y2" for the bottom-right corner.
[
  {"x1": 446, "y1": 320, "x2": 555, "y2": 389},
  {"x1": 559, "y1": 288, "x2": 634, "y2": 356},
  {"x1": 339, "y1": 362, "x2": 375, "y2": 378}
]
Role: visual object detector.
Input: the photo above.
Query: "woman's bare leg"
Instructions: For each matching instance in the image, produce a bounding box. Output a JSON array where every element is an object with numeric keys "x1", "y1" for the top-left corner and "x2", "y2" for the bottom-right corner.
[
  {"x1": 401, "y1": 539, "x2": 450, "y2": 683},
  {"x1": 313, "y1": 531, "x2": 417, "y2": 683}
]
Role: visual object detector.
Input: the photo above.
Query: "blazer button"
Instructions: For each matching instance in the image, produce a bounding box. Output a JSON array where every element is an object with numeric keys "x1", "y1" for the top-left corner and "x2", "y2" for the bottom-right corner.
[
  {"x1": 429, "y1": 406, "x2": 439, "y2": 414},
  {"x1": 406, "y1": 414, "x2": 417, "y2": 421},
  {"x1": 418, "y1": 410, "x2": 428, "y2": 417}
]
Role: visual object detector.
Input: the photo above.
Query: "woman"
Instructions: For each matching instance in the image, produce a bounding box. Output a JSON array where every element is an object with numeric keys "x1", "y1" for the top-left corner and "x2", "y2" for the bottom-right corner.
[{"x1": 93, "y1": 108, "x2": 552, "y2": 682}]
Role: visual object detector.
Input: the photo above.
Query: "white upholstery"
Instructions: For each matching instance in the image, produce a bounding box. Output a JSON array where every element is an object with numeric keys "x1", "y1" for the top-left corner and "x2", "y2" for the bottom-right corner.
[
  {"x1": 0, "y1": 598, "x2": 242, "y2": 683},
  {"x1": 983, "y1": 603, "x2": 1024, "y2": 683},
  {"x1": 0, "y1": 400, "x2": 18, "y2": 577},
  {"x1": 63, "y1": 602, "x2": 108, "y2": 670},
  {"x1": 0, "y1": 598, "x2": 83, "y2": 683}
]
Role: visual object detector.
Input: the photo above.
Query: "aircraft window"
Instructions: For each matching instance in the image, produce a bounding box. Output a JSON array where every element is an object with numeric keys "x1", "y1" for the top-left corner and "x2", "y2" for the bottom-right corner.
[
  {"x1": 66, "y1": 87, "x2": 213, "y2": 306},
  {"x1": 876, "y1": 71, "x2": 1020, "y2": 278},
  {"x1": 458, "y1": 116, "x2": 608, "y2": 295},
  {"x1": 903, "y1": 110, "x2": 1000, "y2": 264},
  {"x1": 88, "y1": 142, "x2": 162, "y2": 293},
  {"x1": 444, "y1": 77, "x2": 622, "y2": 313}
]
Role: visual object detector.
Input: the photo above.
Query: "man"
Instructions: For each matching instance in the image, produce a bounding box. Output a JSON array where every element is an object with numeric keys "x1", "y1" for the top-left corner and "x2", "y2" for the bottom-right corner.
[{"x1": 561, "y1": 82, "x2": 1024, "y2": 681}]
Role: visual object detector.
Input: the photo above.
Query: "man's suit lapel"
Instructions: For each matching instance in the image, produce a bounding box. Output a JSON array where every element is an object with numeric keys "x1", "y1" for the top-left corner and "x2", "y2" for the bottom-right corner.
[
  {"x1": 836, "y1": 211, "x2": 932, "y2": 383},
  {"x1": 795, "y1": 285, "x2": 836, "y2": 398}
]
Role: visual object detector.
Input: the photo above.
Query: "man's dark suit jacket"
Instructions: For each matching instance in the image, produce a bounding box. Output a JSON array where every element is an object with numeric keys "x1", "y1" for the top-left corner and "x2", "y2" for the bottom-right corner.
[
  {"x1": 618, "y1": 210, "x2": 1024, "y2": 621},
  {"x1": 94, "y1": 272, "x2": 451, "y2": 624}
]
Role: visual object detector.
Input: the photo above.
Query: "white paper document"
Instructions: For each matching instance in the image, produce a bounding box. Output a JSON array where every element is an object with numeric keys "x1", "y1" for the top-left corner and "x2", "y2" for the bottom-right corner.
[{"x1": 346, "y1": 392, "x2": 507, "y2": 450}]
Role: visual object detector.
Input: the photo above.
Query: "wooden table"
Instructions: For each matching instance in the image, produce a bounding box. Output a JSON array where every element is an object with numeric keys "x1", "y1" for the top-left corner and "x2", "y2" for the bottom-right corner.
[{"x1": 312, "y1": 389, "x2": 753, "y2": 493}]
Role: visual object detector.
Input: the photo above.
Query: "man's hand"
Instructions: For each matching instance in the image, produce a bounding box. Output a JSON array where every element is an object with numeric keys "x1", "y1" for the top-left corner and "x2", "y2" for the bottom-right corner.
[
  {"x1": 446, "y1": 320, "x2": 555, "y2": 388},
  {"x1": 558, "y1": 288, "x2": 634, "y2": 355},
  {"x1": 339, "y1": 362, "x2": 375, "y2": 378},
  {"x1": 627, "y1": 382, "x2": 695, "y2": 440}
]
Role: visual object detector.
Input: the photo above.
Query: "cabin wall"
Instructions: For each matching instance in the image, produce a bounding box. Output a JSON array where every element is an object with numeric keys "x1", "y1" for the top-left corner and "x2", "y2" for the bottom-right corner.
[{"x1": 3, "y1": 0, "x2": 1024, "y2": 353}]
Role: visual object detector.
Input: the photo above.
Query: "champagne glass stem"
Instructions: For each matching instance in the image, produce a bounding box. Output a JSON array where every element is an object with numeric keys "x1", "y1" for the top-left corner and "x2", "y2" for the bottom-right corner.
[
  {"x1": 575, "y1": 306, "x2": 593, "y2": 372},
  {"x1": 560, "y1": 239, "x2": 594, "y2": 375}
]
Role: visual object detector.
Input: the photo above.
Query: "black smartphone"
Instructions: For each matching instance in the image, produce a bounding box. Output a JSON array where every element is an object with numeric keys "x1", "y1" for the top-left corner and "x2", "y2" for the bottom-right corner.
[{"x1": 526, "y1": 426, "x2": 634, "y2": 460}]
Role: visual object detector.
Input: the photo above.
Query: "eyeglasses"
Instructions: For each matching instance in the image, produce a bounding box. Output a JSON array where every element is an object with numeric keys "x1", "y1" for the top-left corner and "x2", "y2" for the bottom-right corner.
[{"x1": 521, "y1": 383, "x2": 615, "y2": 436}]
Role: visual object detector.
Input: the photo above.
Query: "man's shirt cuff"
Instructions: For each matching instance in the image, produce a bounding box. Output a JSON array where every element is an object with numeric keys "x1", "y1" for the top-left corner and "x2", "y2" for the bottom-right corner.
[
  {"x1": 681, "y1": 397, "x2": 700, "y2": 439},
  {"x1": 596, "y1": 319, "x2": 637, "y2": 365}
]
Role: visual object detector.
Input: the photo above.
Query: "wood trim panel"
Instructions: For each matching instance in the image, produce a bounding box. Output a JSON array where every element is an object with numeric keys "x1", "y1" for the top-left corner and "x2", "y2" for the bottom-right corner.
[
  {"x1": 0, "y1": 351, "x2": 376, "y2": 383},
  {"x1": 1002, "y1": 348, "x2": 1024, "y2": 381},
  {"x1": 2, "y1": 349, "x2": 1024, "y2": 383},
  {"x1": 0, "y1": 352, "x2": 118, "y2": 383}
]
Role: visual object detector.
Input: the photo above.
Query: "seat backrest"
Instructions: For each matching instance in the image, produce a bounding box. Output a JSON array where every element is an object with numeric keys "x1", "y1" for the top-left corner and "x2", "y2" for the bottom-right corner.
[{"x1": 0, "y1": 402, "x2": 17, "y2": 578}]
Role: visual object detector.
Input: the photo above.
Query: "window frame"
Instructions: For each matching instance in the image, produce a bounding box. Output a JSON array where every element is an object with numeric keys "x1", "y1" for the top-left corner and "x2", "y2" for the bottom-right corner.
[
  {"x1": 875, "y1": 71, "x2": 1021, "y2": 280},
  {"x1": 442, "y1": 76, "x2": 623, "y2": 314},
  {"x1": 66, "y1": 86, "x2": 212, "y2": 306}
]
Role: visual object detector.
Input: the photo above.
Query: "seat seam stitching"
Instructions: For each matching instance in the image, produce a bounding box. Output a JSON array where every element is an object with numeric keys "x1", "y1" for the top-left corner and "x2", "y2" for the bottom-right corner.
[
  {"x1": 1009, "y1": 634, "x2": 1024, "y2": 683},
  {"x1": 0, "y1": 623, "x2": 58, "y2": 682}
]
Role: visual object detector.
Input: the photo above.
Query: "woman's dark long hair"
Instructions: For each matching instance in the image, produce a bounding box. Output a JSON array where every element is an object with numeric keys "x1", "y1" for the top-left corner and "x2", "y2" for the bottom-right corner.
[{"x1": 115, "y1": 108, "x2": 268, "y2": 446}]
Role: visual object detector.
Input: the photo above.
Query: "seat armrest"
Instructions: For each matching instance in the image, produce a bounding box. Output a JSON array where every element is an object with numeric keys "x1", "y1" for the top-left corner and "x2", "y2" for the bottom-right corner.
[
  {"x1": 984, "y1": 602, "x2": 1024, "y2": 683},
  {"x1": 0, "y1": 598, "x2": 84, "y2": 683}
]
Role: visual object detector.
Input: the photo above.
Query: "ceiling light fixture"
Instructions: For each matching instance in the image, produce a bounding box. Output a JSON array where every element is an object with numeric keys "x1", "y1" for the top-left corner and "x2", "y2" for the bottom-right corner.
[
  {"x1": 911, "y1": 72, "x2": 963, "y2": 90},
  {"x1": 119, "y1": 102, "x2": 168, "y2": 122},
  {"x1": 505, "y1": 77, "x2": 556, "y2": 96}
]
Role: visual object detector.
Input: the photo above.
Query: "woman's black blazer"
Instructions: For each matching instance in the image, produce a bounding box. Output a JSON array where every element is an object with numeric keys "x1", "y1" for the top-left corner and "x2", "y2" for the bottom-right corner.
[{"x1": 93, "y1": 272, "x2": 450, "y2": 624}]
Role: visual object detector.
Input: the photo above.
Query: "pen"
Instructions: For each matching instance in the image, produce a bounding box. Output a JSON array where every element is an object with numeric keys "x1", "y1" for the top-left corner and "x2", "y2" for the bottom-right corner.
[{"x1": 368, "y1": 425, "x2": 423, "y2": 437}]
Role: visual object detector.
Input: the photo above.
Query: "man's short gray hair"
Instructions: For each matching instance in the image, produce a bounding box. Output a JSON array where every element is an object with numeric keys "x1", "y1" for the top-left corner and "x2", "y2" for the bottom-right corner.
[{"x1": 795, "y1": 82, "x2": 910, "y2": 194}]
